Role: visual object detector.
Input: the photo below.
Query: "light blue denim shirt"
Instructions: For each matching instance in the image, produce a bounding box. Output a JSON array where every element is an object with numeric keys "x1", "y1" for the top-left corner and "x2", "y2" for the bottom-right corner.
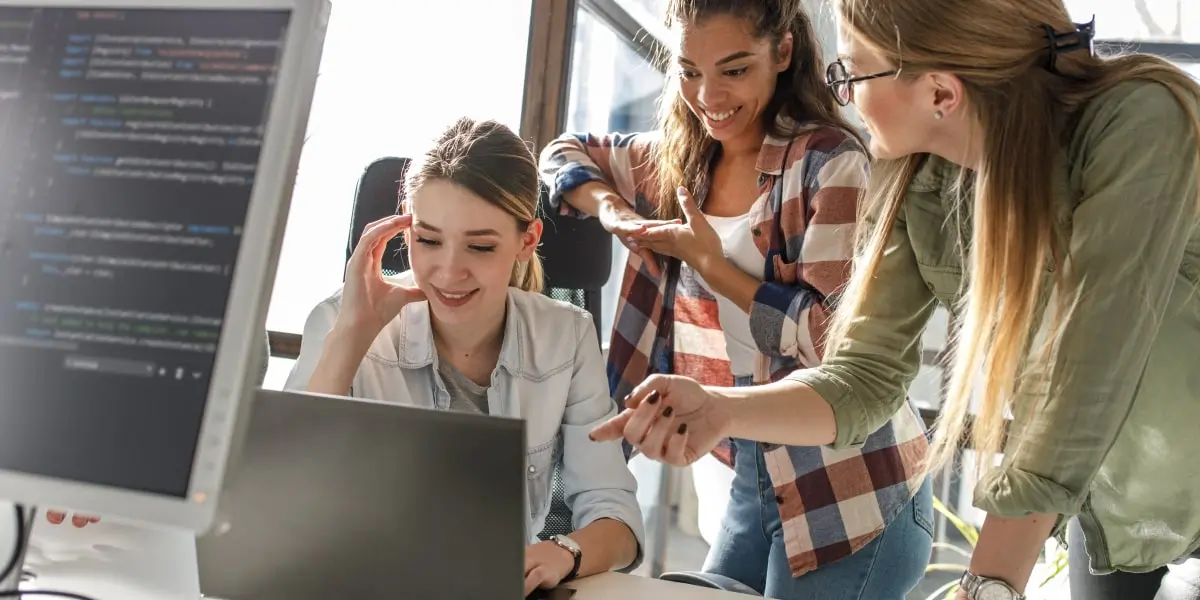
[{"x1": 285, "y1": 272, "x2": 644, "y2": 567}]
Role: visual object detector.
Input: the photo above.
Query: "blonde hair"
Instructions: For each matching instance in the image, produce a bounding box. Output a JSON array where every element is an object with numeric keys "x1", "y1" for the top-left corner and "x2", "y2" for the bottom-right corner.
[
  {"x1": 405, "y1": 117, "x2": 544, "y2": 293},
  {"x1": 652, "y1": 0, "x2": 859, "y2": 220},
  {"x1": 829, "y1": 0, "x2": 1200, "y2": 476}
]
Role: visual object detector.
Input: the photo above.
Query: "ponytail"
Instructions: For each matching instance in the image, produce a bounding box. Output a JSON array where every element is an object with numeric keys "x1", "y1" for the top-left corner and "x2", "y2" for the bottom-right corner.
[{"x1": 510, "y1": 253, "x2": 545, "y2": 293}]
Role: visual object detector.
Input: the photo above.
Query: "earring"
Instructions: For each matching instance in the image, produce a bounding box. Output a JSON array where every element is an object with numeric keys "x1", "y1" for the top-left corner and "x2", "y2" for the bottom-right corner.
[{"x1": 933, "y1": 110, "x2": 944, "y2": 120}]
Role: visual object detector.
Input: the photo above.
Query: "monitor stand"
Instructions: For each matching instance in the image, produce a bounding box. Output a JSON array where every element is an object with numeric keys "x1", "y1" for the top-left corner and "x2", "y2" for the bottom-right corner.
[{"x1": 1, "y1": 503, "x2": 201, "y2": 600}]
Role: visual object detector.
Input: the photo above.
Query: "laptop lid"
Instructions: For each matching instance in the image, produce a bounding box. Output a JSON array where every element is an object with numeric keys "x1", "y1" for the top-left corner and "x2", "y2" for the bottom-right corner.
[{"x1": 196, "y1": 389, "x2": 526, "y2": 600}]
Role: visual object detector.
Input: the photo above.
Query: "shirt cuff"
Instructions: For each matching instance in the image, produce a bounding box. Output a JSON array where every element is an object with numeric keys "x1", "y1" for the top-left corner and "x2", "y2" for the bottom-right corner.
[
  {"x1": 783, "y1": 368, "x2": 864, "y2": 450},
  {"x1": 972, "y1": 466, "x2": 1085, "y2": 519},
  {"x1": 573, "y1": 511, "x2": 645, "y2": 573},
  {"x1": 550, "y1": 167, "x2": 605, "y2": 218}
]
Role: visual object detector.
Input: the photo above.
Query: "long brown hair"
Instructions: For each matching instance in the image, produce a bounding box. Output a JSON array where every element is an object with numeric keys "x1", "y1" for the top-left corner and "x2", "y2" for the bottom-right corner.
[
  {"x1": 827, "y1": 0, "x2": 1200, "y2": 476},
  {"x1": 405, "y1": 117, "x2": 544, "y2": 293},
  {"x1": 653, "y1": 0, "x2": 857, "y2": 220}
]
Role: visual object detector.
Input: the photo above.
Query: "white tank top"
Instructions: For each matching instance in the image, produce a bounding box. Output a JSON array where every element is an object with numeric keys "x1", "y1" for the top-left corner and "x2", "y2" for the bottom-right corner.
[{"x1": 693, "y1": 211, "x2": 762, "y2": 378}]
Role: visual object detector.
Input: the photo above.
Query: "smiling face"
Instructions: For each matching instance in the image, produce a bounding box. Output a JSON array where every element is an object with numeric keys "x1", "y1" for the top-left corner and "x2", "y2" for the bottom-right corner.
[
  {"x1": 406, "y1": 179, "x2": 539, "y2": 330},
  {"x1": 674, "y1": 13, "x2": 790, "y2": 147}
]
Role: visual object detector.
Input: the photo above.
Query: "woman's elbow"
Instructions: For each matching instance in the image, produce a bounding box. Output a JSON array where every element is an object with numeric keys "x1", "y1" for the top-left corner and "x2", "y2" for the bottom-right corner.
[{"x1": 810, "y1": 363, "x2": 914, "y2": 449}]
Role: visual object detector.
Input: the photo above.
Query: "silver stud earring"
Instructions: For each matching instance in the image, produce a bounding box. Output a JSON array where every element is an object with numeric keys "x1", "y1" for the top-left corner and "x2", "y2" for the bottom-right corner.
[{"x1": 933, "y1": 110, "x2": 944, "y2": 120}]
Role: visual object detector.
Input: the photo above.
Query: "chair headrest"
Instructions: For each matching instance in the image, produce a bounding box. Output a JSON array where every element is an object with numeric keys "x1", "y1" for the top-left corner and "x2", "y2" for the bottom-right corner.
[
  {"x1": 537, "y1": 184, "x2": 611, "y2": 291},
  {"x1": 347, "y1": 157, "x2": 411, "y2": 274}
]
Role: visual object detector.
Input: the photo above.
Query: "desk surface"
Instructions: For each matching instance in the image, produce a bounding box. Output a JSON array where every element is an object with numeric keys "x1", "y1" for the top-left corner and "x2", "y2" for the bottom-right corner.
[{"x1": 566, "y1": 572, "x2": 749, "y2": 599}]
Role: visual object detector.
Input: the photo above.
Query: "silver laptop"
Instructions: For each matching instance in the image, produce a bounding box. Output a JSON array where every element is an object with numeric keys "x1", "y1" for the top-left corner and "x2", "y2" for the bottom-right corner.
[{"x1": 196, "y1": 389, "x2": 526, "y2": 600}]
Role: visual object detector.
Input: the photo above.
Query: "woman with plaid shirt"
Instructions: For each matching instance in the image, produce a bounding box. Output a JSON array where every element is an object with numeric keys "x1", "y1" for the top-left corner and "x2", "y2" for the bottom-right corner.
[{"x1": 539, "y1": 1, "x2": 931, "y2": 598}]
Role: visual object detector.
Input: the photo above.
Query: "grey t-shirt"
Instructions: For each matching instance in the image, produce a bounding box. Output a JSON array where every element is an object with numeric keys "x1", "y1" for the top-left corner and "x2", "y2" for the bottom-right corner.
[{"x1": 436, "y1": 354, "x2": 490, "y2": 415}]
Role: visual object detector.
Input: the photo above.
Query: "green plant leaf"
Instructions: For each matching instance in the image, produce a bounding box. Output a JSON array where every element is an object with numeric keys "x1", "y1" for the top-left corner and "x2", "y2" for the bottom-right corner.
[
  {"x1": 920, "y1": 579, "x2": 960, "y2": 600},
  {"x1": 925, "y1": 563, "x2": 969, "y2": 573},
  {"x1": 932, "y1": 495, "x2": 979, "y2": 547}
]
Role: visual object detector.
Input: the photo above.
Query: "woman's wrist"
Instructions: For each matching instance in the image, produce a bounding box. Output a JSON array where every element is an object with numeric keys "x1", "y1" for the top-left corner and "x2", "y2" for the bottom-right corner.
[
  {"x1": 305, "y1": 323, "x2": 376, "y2": 396},
  {"x1": 598, "y1": 196, "x2": 636, "y2": 231},
  {"x1": 701, "y1": 384, "x2": 737, "y2": 437},
  {"x1": 690, "y1": 249, "x2": 726, "y2": 280},
  {"x1": 325, "y1": 320, "x2": 378, "y2": 360}
]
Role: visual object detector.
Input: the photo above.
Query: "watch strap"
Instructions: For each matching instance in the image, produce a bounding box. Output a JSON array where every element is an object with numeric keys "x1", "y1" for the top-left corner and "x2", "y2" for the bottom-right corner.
[{"x1": 551, "y1": 535, "x2": 582, "y2": 581}]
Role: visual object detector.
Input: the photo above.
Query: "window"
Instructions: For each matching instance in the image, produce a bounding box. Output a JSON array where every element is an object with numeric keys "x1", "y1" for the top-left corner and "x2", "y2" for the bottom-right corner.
[
  {"x1": 563, "y1": 4, "x2": 666, "y2": 341},
  {"x1": 265, "y1": 0, "x2": 533, "y2": 336},
  {"x1": 1066, "y1": 0, "x2": 1199, "y2": 42}
]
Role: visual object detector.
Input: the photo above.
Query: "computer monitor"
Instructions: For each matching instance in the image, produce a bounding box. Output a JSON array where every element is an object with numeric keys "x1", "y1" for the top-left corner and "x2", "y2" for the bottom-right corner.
[{"x1": 0, "y1": 0, "x2": 328, "y2": 534}]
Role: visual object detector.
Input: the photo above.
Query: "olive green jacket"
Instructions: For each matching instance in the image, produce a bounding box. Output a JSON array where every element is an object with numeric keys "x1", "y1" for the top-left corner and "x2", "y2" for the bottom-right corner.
[{"x1": 789, "y1": 80, "x2": 1200, "y2": 573}]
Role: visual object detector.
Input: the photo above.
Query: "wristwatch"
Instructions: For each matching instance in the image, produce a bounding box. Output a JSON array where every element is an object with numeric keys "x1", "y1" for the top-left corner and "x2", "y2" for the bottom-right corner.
[
  {"x1": 960, "y1": 572, "x2": 1025, "y2": 600},
  {"x1": 550, "y1": 534, "x2": 582, "y2": 581}
]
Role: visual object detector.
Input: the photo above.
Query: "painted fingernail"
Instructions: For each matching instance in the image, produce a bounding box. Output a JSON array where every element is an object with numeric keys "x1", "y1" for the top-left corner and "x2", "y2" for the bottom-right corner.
[
  {"x1": 678, "y1": 423, "x2": 688, "y2": 435},
  {"x1": 646, "y1": 390, "x2": 660, "y2": 405},
  {"x1": 46, "y1": 511, "x2": 65, "y2": 525},
  {"x1": 663, "y1": 406, "x2": 674, "y2": 417},
  {"x1": 677, "y1": 186, "x2": 688, "y2": 196},
  {"x1": 72, "y1": 515, "x2": 90, "y2": 528}
]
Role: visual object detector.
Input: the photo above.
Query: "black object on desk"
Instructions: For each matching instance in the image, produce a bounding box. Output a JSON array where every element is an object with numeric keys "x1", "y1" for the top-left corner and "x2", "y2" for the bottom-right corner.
[{"x1": 528, "y1": 587, "x2": 577, "y2": 600}]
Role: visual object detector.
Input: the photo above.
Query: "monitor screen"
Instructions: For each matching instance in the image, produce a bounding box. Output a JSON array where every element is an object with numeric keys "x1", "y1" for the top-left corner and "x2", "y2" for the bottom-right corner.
[{"x1": 0, "y1": 6, "x2": 291, "y2": 499}]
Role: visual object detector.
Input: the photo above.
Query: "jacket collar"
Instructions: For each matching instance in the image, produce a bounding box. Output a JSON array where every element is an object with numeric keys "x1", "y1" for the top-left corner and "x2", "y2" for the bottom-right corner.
[
  {"x1": 394, "y1": 291, "x2": 524, "y2": 375},
  {"x1": 754, "y1": 116, "x2": 814, "y2": 175}
]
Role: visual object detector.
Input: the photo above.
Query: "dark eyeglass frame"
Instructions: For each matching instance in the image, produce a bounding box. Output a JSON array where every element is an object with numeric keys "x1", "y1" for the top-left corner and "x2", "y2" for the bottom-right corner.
[{"x1": 825, "y1": 59, "x2": 898, "y2": 106}]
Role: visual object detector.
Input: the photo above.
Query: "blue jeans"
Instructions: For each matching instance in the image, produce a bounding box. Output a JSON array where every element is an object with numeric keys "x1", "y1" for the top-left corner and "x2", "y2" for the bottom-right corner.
[{"x1": 702, "y1": 437, "x2": 934, "y2": 599}]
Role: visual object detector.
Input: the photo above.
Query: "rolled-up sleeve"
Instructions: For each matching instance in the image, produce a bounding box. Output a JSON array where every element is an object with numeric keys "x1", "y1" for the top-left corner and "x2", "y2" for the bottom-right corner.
[
  {"x1": 750, "y1": 131, "x2": 869, "y2": 365},
  {"x1": 560, "y1": 310, "x2": 645, "y2": 570},
  {"x1": 974, "y1": 83, "x2": 1199, "y2": 518},
  {"x1": 784, "y1": 194, "x2": 938, "y2": 448},
  {"x1": 283, "y1": 297, "x2": 340, "y2": 392},
  {"x1": 538, "y1": 131, "x2": 658, "y2": 219}
]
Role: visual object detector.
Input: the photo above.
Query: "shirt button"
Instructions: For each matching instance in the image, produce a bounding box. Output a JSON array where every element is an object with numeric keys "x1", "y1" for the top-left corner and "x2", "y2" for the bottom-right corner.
[{"x1": 528, "y1": 465, "x2": 537, "y2": 474}]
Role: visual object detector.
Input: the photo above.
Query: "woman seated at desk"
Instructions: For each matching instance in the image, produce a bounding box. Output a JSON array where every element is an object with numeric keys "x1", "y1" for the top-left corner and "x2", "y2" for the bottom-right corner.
[{"x1": 285, "y1": 117, "x2": 644, "y2": 596}]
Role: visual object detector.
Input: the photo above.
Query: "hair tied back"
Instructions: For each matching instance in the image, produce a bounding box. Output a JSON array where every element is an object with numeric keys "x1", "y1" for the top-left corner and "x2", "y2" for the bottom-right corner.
[{"x1": 1042, "y1": 15, "x2": 1096, "y2": 74}]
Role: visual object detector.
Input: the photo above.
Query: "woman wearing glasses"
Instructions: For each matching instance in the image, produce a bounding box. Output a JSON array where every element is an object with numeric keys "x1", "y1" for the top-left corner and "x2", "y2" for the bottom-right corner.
[
  {"x1": 539, "y1": 0, "x2": 934, "y2": 598},
  {"x1": 592, "y1": 0, "x2": 1200, "y2": 599}
]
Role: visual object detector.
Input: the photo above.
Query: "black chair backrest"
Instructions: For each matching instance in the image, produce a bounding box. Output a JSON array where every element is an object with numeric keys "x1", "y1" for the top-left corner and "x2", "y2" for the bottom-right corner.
[
  {"x1": 537, "y1": 183, "x2": 611, "y2": 336},
  {"x1": 537, "y1": 183, "x2": 611, "y2": 289},
  {"x1": 347, "y1": 157, "x2": 410, "y2": 276}
]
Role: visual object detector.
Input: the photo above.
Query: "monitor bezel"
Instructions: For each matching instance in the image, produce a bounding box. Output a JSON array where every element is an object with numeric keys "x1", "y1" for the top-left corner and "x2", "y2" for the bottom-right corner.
[{"x1": 0, "y1": 0, "x2": 329, "y2": 534}]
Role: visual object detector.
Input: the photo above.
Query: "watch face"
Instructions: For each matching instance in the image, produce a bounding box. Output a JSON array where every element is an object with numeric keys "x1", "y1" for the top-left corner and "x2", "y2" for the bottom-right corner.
[{"x1": 977, "y1": 581, "x2": 1018, "y2": 600}]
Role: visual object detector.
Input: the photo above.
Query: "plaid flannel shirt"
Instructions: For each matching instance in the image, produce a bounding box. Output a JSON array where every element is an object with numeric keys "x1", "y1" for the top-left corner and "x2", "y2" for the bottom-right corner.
[{"x1": 540, "y1": 122, "x2": 929, "y2": 577}]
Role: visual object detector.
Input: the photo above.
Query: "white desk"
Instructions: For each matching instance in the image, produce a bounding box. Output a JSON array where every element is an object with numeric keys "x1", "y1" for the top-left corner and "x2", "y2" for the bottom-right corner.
[
  {"x1": 566, "y1": 572, "x2": 750, "y2": 599},
  {"x1": 16, "y1": 516, "x2": 749, "y2": 600}
]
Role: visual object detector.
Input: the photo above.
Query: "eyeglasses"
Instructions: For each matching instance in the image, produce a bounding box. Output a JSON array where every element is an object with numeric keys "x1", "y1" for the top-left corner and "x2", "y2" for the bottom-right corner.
[{"x1": 825, "y1": 59, "x2": 898, "y2": 106}]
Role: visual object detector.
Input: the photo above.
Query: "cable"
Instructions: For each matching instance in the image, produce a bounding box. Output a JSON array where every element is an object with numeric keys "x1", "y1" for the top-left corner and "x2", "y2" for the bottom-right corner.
[
  {"x1": 0, "y1": 504, "x2": 25, "y2": 583},
  {"x1": 0, "y1": 505, "x2": 98, "y2": 600}
]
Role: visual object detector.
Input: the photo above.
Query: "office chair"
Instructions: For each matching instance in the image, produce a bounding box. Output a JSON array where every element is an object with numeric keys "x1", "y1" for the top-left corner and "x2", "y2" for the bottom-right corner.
[
  {"x1": 530, "y1": 183, "x2": 612, "y2": 540},
  {"x1": 345, "y1": 158, "x2": 583, "y2": 541},
  {"x1": 658, "y1": 572, "x2": 760, "y2": 595},
  {"x1": 347, "y1": 157, "x2": 411, "y2": 275},
  {"x1": 535, "y1": 182, "x2": 610, "y2": 342}
]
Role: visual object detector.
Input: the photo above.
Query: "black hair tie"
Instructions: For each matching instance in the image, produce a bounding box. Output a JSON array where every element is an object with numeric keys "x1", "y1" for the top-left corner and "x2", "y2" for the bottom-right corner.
[{"x1": 1042, "y1": 15, "x2": 1096, "y2": 74}]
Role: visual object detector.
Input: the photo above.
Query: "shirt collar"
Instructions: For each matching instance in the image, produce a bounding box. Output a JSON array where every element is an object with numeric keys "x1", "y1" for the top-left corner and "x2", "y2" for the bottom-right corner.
[{"x1": 396, "y1": 291, "x2": 523, "y2": 375}]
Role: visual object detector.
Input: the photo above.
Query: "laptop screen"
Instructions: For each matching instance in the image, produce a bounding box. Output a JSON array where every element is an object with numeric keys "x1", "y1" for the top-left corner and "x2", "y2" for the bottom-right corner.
[{"x1": 0, "y1": 6, "x2": 290, "y2": 498}]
